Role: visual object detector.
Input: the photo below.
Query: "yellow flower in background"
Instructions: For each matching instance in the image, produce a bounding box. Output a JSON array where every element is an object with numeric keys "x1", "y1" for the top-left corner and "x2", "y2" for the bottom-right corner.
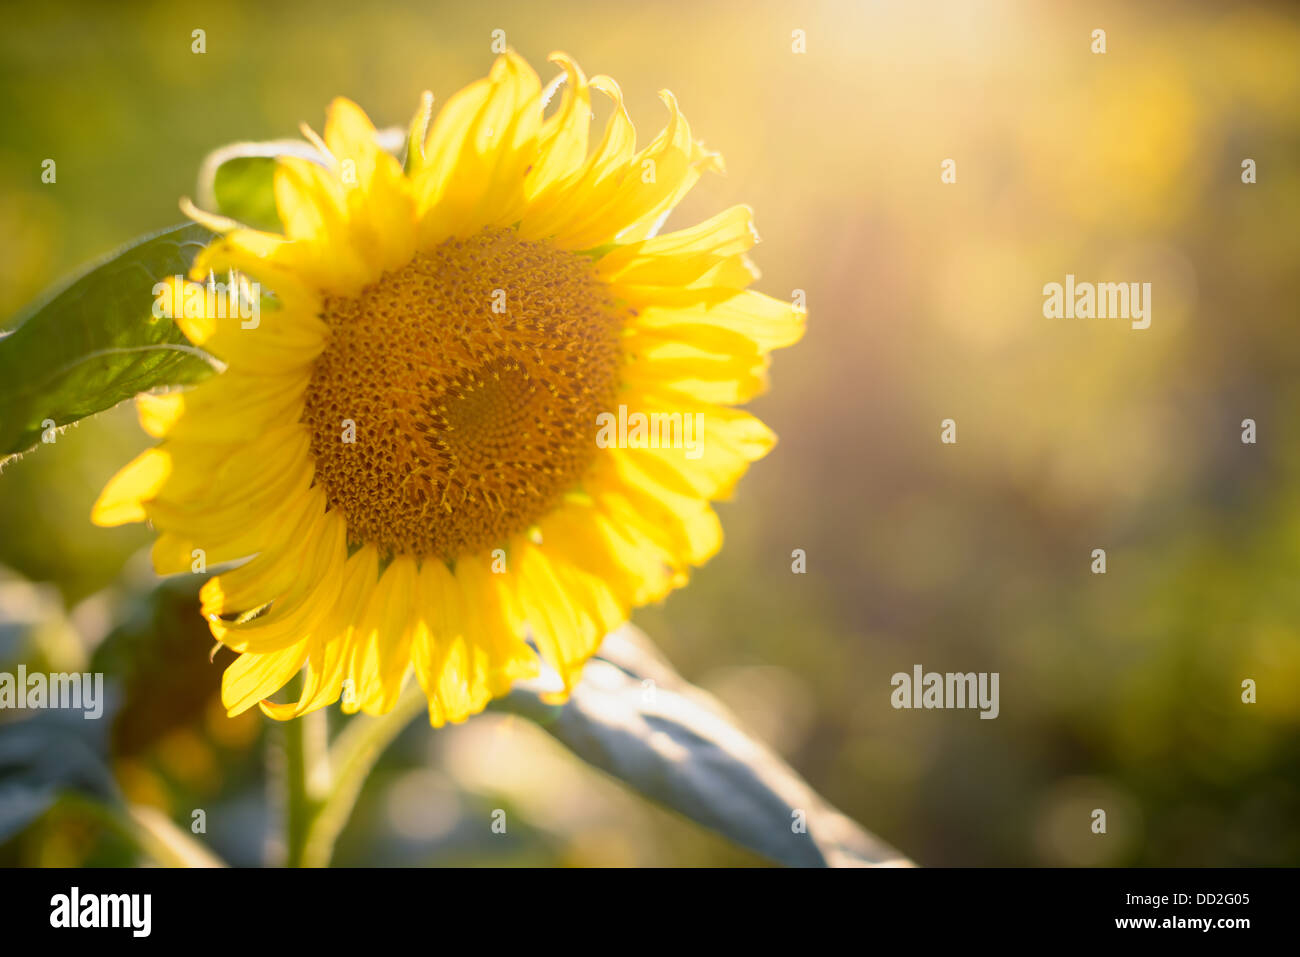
[{"x1": 92, "y1": 51, "x2": 803, "y2": 726}]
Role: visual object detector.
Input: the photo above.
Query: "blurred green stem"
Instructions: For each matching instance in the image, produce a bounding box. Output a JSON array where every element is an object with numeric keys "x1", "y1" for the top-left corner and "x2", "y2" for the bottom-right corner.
[
  {"x1": 298, "y1": 682, "x2": 426, "y2": 868},
  {"x1": 58, "y1": 792, "x2": 226, "y2": 868},
  {"x1": 280, "y1": 674, "x2": 328, "y2": 867}
]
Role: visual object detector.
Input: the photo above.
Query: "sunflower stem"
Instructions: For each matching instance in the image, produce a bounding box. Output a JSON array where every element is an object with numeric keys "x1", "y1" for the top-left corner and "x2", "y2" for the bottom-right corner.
[
  {"x1": 279, "y1": 674, "x2": 329, "y2": 867},
  {"x1": 56, "y1": 793, "x2": 228, "y2": 868},
  {"x1": 298, "y1": 682, "x2": 427, "y2": 868}
]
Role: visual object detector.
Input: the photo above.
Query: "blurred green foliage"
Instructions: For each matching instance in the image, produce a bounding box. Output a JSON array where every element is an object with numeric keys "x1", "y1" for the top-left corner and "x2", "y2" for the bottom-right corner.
[{"x1": 1, "y1": 0, "x2": 1298, "y2": 865}]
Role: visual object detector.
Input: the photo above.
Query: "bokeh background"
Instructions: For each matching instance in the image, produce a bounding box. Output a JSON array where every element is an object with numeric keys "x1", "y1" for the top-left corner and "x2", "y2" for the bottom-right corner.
[{"x1": 2, "y1": 0, "x2": 1299, "y2": 866}]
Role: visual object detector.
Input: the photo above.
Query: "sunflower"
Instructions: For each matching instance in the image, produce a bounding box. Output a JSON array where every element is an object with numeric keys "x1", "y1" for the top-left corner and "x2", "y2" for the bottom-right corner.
[{"x1": 92, "y1": 51, "x2": 804, "y2": 726}]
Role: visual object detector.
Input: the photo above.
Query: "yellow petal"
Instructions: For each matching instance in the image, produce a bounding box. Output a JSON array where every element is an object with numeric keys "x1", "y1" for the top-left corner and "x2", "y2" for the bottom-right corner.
[
  {"x1": 508, "y1": 540, "x2": 608, "y2": 691},
  {"x1": 207, "y1": 495, "x2": 347, "y2": 655},
  {"x1": 596, "y1": 205, "x2": 759, "y2": 283},
  {"x1": 91, "y1": 448, "x2": 172, "y2": 526},
  {"x1": 348, "y1": 555, "x2": 418, "y2": 714},
  {"x1": 523, "y1": 53, "x2": 591, "y2": 199},
  {"x1": 222, "y1": 644, "x2": 309, "y2": 716},
  {"x1": 630, "y1": 290, "x2": 806, "y2": 354},
  {"x1": 323, "y1": 97, "x2": 417, "y2": 273},
  {"x1": 415, "y1": 51, "x2": 543, "y2": 246}
]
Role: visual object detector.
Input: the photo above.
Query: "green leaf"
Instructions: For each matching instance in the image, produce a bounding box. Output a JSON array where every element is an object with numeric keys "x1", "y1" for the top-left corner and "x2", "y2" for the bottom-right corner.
[
  {"x1": 496, "y1": 625, "x2": 913, "y2": 868},
  {"x1": 211, "y1": 157, "x2": 284, "y2": 232},
  {"x1": 0, "y1": 223, "x2": 221, "y2": 463},
  {"x1": 196, "y1": 139, "x2": 321, "y2": 232},
  {"x1": 0, "y1": 700, "x2": 119, "y2": 843},
  {"x1": 0, "y1": 710, "x2": 226, "y2": 866}
]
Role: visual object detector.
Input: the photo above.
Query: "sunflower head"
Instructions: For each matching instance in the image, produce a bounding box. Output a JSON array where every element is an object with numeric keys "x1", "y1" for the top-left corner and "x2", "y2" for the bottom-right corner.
[{"x1": 93, "y1": 51, "x2": 805, "y2": 726}]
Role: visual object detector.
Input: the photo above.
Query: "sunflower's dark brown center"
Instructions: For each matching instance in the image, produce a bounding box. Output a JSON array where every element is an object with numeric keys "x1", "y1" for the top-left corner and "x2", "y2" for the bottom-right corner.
[{"x1": 301, "y1": 228, "x2": 625, "y2": 561}]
